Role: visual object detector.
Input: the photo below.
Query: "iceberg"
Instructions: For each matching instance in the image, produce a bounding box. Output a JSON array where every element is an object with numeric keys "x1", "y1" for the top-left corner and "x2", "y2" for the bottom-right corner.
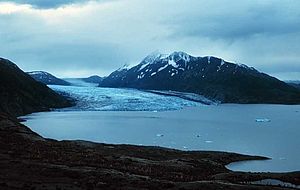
[{"x1": 255, "y1": 118, "x2": 271, "y2": 122}]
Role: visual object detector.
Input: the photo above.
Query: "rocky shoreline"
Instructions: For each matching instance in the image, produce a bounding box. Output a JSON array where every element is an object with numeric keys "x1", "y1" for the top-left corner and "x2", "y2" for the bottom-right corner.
[{"x1": 0, "y1": 112, "x2": 299, "y2": 190}]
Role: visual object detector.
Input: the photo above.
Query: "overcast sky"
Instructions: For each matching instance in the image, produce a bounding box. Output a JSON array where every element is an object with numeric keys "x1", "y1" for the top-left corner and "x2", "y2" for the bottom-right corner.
[{"x1": 0, "y1": 0, "x2": 299, "y2": 80}]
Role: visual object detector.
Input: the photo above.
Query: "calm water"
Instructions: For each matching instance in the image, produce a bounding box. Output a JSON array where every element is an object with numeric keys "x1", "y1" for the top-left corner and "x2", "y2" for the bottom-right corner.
[{"x1": 21, "y1": 104, "x2": 300, "y2": 172}]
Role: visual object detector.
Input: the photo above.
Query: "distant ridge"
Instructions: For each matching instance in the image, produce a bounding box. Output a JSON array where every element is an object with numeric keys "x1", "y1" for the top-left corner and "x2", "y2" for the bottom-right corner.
[
  {"x1": 99, "y1": 51, "x2": 300, "y2": 104},
  {"x1": 27, "y1": 71, "x2": 71, "y2": 86},
  {"x1": 63, "y1": 75, "x2": 103, "y2": 87},
  {"x1": 286, "y1": 81, "x2": 300, "y2": 89},
  {"x1": 82, "y1": 75, "x2": 103, "y2": 84}
]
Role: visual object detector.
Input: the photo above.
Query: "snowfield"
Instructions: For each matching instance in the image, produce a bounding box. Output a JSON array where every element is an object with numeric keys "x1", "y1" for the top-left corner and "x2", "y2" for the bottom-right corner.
[{"x1": 49, "y1": 85, "x2": 204, "y2": 111}]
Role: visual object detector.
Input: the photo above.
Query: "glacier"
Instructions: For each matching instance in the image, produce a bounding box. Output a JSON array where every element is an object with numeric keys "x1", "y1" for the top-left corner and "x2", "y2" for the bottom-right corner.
[{"x1": 49, "y1": 85, "x2": 204, "y2": 111}]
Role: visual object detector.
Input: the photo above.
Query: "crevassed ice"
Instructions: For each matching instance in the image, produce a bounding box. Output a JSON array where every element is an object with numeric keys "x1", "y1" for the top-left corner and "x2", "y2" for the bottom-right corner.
[{"x1": 49, "y1": 85, "x2": 203, "y2": 111}]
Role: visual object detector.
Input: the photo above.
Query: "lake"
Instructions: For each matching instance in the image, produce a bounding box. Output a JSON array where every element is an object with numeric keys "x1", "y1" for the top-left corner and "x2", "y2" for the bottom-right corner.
[{"x1": 21, "y1": 86, "x2": 300, "y2": 172}]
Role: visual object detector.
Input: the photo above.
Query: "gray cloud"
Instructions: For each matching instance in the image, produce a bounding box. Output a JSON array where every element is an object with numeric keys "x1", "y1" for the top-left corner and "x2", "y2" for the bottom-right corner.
[
  {"x1": 0, "y1": 0, "x2": 88, "y2": 8},
  {"x1": 168, "y1": 2, "x2": 300, "y2": 40},
  {"x1": 0, "y1": 0, "x2": 299, "y2": 80}
]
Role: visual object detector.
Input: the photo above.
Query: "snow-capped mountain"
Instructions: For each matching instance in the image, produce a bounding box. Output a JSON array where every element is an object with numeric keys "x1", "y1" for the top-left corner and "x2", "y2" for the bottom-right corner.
[
  {"x1": 27, "y1": 71, "x2": 71, "y2": 86},
  {"x1": 99, "y1": 51, "x2": 300, "y2": 104}
]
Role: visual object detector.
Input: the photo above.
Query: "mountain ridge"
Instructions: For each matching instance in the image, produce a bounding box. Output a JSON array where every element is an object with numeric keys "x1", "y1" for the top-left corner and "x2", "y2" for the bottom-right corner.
[
  {"x1": 27, "y1": 71, "x2": 71, "y2": 86},
  {"x1": 99, "y1": 51, "x2": 300, "y2": 104}
]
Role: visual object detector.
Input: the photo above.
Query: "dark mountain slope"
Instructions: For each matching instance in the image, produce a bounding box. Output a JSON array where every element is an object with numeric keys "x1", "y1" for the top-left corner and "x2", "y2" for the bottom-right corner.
[
  {"x1": 27, "y1": 71, "x2": 71, "y2": 86},
  {"x1": 100, "y1": 52, "x2": 300, "y2": 104},
  {"x1": 0, "y1": 58, "x2": 72, "y2": 117},
  {"x1": 287, "y1": 81, "x2": 300, "y2": 89}
]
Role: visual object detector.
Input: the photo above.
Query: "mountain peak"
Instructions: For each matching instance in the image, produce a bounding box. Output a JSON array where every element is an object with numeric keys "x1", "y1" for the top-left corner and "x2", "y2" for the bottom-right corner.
[
  {"x1": 168, "y1": 51, "x2": 193, "y2": 62},
  {"x1": 140, "y1": 51, "x2": 168, "y2": 65},
  {"x1": 117, "y1": 64, "x2": 132, "y2": 71},
  {"x1": 139, "y1": 51, "x2": 194, "y2": 67},
  {"x1": 27, "y1": 71, "x2": 71, "y2": 86}
]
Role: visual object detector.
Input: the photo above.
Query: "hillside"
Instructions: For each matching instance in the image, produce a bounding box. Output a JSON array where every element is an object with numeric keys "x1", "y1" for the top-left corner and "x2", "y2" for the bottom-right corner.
[
  {"x1": 0, "y1": 58, "x2": 73, "y2": 117},
  {"x1": 100, "y1": 52, "x2": 300, "y2": 104},
  {"x1": 27, "y1": 71, "x2": 71, "y2": 86}
]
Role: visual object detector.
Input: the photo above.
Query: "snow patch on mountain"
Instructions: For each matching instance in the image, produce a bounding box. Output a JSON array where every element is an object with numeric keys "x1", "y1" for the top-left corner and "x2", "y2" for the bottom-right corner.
[
  {"x1": 217, "y1": 59, "x2": 225, "y2": 72},
  {"x1": 169, "y1": 51, "x2": 192, "y2": 62},
  {"x1": 151, "y1": 72, "x2": 157, "y2": 76},
  {"x1": 168, "y1": 59, "x2": 179, "y2": 68},
  {"x1": 207, "y1": 56, "x2": 211, "y2": 64},
  {"x1": 138, "y1": 51, "x2": 168, "y2": 71},
  {"x1": 158, "y1": 64, "x2": 168, "y2": 72},
  {"x1": 28, "y1": 71, "x2": 49, "y2": 75},
  {"x1": 117, "y1": 64, "x2": 135, "y2": 71}
]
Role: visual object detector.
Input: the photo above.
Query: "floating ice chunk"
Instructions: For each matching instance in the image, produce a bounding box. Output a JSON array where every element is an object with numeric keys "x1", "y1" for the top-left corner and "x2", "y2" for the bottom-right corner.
[
  {"x1": 255, "y1": 118, "x2": 271, "y2": 122},
  {"x1": 156, "y1": 134, "x2": 164, "y2": 137},
  {"x1": 183, "y1": 146, "x2": 188, "y2": 149},
  {"x1": 205, "y1": 140, "x2": 213, "y2": 143}
]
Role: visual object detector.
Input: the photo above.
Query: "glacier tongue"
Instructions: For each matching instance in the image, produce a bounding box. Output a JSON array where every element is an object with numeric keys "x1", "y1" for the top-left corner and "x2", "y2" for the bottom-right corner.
[{"x1": 49, "y1": 85, "x2": 204, "y2": 111}]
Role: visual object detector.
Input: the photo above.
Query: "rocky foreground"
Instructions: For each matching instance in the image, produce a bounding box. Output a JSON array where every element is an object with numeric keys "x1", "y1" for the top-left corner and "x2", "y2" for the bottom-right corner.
[{"x1": 1, "y1": 113, "x2": 299, "y2": 190}]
